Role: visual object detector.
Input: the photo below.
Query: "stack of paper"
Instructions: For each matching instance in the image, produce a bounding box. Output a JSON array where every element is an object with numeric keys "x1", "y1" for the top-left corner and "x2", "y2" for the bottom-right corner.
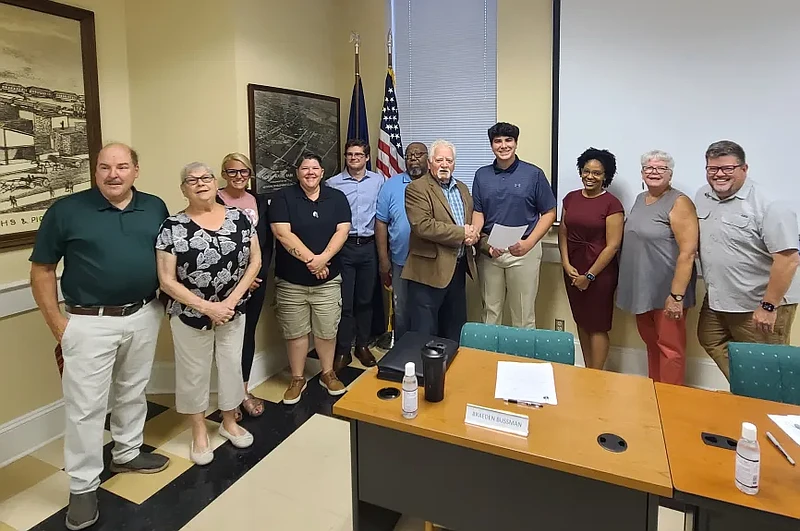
[
  {"x1": 494, "y1": 361, "x2": 558, "y2": 405},
  {"x1": 768, "y1": 414, "x2": 800, "y2": 447}
]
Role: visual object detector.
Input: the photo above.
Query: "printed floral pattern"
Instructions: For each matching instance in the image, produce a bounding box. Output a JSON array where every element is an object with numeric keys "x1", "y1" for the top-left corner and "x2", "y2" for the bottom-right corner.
[{"x1": 156, "y1": 207, "x2": 255, "y2": 329}]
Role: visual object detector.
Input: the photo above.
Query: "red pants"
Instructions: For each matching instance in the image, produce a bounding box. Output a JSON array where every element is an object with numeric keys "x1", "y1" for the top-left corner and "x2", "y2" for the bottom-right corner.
[{"x1": 636, "y1": 310, "x2": 686, "y2": 385}]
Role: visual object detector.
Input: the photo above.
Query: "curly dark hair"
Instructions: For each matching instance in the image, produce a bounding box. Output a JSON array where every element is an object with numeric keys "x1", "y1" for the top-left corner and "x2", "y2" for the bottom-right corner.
[{"x1": 576, "y1": 148, "x2": 617, "y2": 187}]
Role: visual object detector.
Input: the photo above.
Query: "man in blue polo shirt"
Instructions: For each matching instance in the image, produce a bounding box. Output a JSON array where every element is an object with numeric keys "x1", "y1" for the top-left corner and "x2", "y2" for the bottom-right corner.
[
  {"x1": 472, "y1": 122, "x2": 557, "y2": 328},
  {"x1": 375, "y1": 142, "x2": 428, "y2": 340}
]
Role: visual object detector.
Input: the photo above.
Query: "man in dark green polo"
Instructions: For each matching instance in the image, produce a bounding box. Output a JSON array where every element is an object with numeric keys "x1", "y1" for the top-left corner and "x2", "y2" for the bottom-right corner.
[{"x1": 30, "y1": 143, "x2": 170, "y2": 531}]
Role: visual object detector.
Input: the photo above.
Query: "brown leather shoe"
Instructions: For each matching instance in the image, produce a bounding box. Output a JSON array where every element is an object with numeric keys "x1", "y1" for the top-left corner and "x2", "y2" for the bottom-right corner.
[
  {"x1": 334, "y1": 350, "x2": 352, "y2": 372},
  {"x1": 354, "y1": 346, "x2": 377, "y2": 367}
]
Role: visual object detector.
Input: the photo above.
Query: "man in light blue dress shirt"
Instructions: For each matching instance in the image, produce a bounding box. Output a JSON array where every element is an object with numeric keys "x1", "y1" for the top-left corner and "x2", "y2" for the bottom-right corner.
[
  {"x1": 375, "y1": 142, "x2": 428, "y2": 340},
  {"x1": 326, "y1": 139, "x2": 385, "y2": 370}
]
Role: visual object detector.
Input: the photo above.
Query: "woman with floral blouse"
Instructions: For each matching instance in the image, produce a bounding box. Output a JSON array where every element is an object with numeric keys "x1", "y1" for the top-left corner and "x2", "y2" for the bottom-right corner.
[{"x1": 156, "y1": 162, "x2": 261, "y2": 465}]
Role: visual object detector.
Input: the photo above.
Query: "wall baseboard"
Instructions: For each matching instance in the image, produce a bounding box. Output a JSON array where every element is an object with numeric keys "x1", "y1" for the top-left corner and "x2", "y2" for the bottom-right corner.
[
  {"x1": 0, "y1": 347, "x2": 287, "y2": 467},
  {"x1": 574, "y1": 343, "x2": 730, "y2": 391},
  {"x1": 145, "y1": 347, "x2": 286, "y2": 395},
  {"x1": 0, "y1": 399, "x2": 65, "y2": 468}
]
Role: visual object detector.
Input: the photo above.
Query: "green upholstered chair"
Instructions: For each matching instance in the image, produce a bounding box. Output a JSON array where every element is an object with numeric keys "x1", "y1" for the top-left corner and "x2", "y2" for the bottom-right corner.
[
  {"x1": 728, "y1": 342, "x2": 800, "y2": 406},
  {"x1": 459, "y1": 322, "x2": 575, "y2": 365}
]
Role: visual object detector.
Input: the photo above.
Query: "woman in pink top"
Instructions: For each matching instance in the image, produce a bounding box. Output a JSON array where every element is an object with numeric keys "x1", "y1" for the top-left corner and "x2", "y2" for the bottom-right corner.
[{"x1": 216, "y1": 153, "x2": 273, "y2": 419}]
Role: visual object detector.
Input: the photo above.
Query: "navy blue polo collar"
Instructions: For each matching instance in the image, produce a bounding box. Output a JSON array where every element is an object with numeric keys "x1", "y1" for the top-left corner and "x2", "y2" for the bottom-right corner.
[
  {"x1": 292, "y1": 183, "x2": 331, "y2": 202},
  {"x1": 493, "y1": 156, "x2": 520, "y2": 174}
]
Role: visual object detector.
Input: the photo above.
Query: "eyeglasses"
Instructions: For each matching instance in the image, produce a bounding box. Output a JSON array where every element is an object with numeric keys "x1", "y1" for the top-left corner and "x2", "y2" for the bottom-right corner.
[
  {"x1": 705, "y1": 165, "x2": 742, "y2": 176},
  {"x1": 581, "y1": 169, "x2": 605, "y2": 178},
  {"x1": 183, "y1": 175, "x2": 215, "y2": 186},
  {"x1": 345, "y1": 152, "x2": 366, "y2": 159},
  {"x1": 406, "y1": 151, "x2": 427, "y2": 160},
  {"x1": 642, "y1": 166, "x2": 672, "y2": 175},
  {"x1": 224, "y1": 168, "x2": 251, "y2": 178}
]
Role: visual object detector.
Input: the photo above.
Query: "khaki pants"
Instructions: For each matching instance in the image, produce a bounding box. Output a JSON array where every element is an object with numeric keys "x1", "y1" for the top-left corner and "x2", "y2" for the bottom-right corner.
[
  {"x1": 61, "y1": 300, "x2": 163, "y2": 494},
  {"x1": 697, "y1": 295, "x2": 797, "y2": 380},
  {"x1": 170, "y1": 314, "x2": 246, "y2": 414},
  {"x1": 477, "y1": 242, "x2": 542, "y2": 328}
]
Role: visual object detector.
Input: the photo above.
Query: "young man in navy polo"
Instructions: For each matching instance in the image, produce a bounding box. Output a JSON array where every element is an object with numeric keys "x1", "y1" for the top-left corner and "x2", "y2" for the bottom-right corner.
[{"x1": 472, "y1": 122, "x2": 557, "y2": 328}]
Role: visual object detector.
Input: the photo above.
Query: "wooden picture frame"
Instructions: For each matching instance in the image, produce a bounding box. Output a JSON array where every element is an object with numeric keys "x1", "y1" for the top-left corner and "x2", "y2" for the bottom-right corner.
[
  {"x1": 247, "y1": 84, "x2": 340, "y2": 197},
  {"x1": 0, "y1": 0, "x2": 102, "y2": 251}
]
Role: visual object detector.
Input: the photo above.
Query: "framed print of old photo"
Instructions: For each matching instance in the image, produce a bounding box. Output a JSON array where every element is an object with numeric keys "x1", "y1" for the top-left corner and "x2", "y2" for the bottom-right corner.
[
  {"x1": 248, "y1": 84, "x2": 340, "y2": 196},
  {"x1": 0, "y1": 0, "x2": 101, "y2": 251}
]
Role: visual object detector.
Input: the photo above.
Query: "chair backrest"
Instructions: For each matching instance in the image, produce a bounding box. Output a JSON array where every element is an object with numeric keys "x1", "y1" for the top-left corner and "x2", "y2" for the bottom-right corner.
[
  {"x1": 460, "y1": 322, "x2": 502, "y2": 352},
  {"x1": 459, "y1": 322, "x2": 575, "y2": 365},
  {"x1": 728, "y1": 342, "x2": 800, "y2": 406}
]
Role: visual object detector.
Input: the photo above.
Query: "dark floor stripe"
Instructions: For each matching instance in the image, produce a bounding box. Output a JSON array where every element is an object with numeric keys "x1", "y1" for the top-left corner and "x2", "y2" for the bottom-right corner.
[{"x1": 31, "y1": 367, "x2": 365, "y2": 531}]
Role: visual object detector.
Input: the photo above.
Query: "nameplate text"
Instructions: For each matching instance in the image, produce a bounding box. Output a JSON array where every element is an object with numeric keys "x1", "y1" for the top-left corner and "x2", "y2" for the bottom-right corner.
[{"x1": 464, "y1": 403, "x2": 529, "y2": 437}]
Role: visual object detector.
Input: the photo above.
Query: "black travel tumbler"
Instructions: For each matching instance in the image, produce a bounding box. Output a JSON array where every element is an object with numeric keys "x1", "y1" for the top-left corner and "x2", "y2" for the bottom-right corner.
[{"x1": 421, "y1": 342, "x2": 447, "y2": 402}]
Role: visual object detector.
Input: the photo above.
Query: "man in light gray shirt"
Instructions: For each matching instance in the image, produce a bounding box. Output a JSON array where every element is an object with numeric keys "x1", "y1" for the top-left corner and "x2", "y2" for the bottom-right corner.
[{"x1": 696, "y1": 140, "x2": 800, "y2": 380}]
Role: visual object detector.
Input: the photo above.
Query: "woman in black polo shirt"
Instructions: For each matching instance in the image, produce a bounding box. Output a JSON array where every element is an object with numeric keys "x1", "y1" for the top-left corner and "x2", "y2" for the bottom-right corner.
[
  {"x1": 156, "y1": 162, "x2": 261, "y2": 465},
  {"x1": 270, "y1": 153, "x2": 352, "y2": 405}
]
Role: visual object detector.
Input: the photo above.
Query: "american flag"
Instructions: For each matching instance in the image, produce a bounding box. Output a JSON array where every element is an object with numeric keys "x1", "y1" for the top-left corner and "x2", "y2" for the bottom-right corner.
[{"x1": 376, "y1": 68, "x2": 405, "y2": 177}]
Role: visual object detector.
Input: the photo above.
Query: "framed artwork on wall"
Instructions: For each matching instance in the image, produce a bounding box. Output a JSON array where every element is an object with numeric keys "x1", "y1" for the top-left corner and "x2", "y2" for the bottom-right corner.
[
  {"x1": 0, "y1": 0, "x2": 102, "y2": 251},
  {"x1": 247, "y1": 84, "x2": 340, "y2": 196}
]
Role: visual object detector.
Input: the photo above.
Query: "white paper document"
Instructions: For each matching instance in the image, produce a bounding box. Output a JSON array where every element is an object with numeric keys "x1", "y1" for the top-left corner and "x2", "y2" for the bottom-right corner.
[
  {"x1": 494, "y1": 361, "x2": 558, "y2": 406},
  {"x1": 486, "y1": 224, "x2": 527, "y2": 250},
  {"x1": 768, "y1": 414, "x2": 800, "y2": 448}
]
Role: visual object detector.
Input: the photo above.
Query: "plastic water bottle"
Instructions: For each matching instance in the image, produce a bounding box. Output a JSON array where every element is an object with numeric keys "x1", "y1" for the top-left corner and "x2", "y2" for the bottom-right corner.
[
  {"x1": 735, "y1": 422, "x2": 760, "y2": 495},
  {"x1": 402, "y1": 361, "x2": 418, "y2": 419}
]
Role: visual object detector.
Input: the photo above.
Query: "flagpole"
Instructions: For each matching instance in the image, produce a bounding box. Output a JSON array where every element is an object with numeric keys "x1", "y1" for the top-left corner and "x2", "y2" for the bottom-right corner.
[
  {"x1": 349, "y1": 32, "x2": 361, "y2": 138},
  {"x1": 376, "y1": 29, "x2": 396, "y2": 351},
  {"x1": 387, "y1": 30, "x2": 393, "y2": 70}
]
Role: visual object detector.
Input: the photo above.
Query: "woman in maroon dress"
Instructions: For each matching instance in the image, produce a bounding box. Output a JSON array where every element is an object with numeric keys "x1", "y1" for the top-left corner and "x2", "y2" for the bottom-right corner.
[{"x1": 558, "y1": 148, "x2": 624, "y2": 369}]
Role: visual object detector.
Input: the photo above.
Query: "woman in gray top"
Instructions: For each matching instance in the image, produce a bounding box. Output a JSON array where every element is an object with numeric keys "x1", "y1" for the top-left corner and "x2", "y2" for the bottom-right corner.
[{"x1": 617, "y1": 150, "x2": 698, "y2": 385}]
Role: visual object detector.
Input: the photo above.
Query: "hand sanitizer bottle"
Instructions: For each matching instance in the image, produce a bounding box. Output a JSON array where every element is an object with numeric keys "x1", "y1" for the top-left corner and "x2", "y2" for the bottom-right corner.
[
  {"x1": 735, "y1": 422, "x2": 760, "y2": 495},
  {"x1": 402, "y1": 362, "x2": 418, "y2": 419}
]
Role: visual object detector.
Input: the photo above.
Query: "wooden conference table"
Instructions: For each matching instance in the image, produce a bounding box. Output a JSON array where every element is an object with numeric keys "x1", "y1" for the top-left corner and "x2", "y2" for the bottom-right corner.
[
  {"x1": 333, "y1": 347, "x2": 672, "y2": 531},
  {"x1": 656, "y1": 383, "x2": 800, "y2": 531}
]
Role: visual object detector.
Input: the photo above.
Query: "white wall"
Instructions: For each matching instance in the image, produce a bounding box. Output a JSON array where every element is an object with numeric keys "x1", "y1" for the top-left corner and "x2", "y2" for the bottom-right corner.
[{"x1": 556, "y1": 0, "x2": 800, "y2": 224}]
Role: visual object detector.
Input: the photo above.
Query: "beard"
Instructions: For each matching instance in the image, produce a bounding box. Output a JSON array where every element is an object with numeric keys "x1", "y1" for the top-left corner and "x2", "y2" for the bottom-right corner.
[{"x1": 408, "y1": 165, "x2": 425, "y2": 177}]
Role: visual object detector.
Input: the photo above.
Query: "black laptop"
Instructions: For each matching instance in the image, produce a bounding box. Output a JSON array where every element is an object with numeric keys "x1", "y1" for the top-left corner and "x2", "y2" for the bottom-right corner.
[{"x1": 377, "y1": 331, "x2": 459, "y2": 385}]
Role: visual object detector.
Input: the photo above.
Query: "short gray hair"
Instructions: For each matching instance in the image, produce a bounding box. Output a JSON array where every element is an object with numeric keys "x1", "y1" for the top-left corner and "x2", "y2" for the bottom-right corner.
[
  {"x1": 429, "y1": 139, "x2": 456, "y2": 161},
  {"x1": 180, "y1": 161, "x2": 214, "y2": 183},
  {"x1": 705, "y1": 140, "x2": 746, "y2": 164},
  {"x1": 640, "y1": 150, "x2": 675, "y2": 170}
]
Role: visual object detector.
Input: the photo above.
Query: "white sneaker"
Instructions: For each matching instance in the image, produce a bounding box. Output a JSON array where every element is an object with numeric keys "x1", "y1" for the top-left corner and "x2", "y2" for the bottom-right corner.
[
  {"x1": 190, "y1": 436, "x2": 214, "y2": 466},
  {"x1": 219, "y1": 424, "x2": 254, "y2": 449}
]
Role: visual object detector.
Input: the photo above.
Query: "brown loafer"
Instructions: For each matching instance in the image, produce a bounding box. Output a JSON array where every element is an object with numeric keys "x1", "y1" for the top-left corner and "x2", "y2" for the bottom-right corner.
[
  {"x1": 334, "y1": 350, "x2": 352, "y2": 372},
  {"x1": 354, "y1": 346, "x2": 377, "y2": 367}
]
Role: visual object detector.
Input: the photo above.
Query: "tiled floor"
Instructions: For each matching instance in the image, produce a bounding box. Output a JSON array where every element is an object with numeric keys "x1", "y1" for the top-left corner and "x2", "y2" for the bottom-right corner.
[{"x1": 0, "y1": 345, "x2": 686, "y2": 531}]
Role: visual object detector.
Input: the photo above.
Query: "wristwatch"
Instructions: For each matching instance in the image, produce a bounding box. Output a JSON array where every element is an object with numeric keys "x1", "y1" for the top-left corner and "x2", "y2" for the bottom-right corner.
[
  {"x1": 760, "y1": 301, "x2": 776, "y2": 312},
  {"x1": 585, "y1": 272, "x2": 596, "y2": 282},
  {"x1": 670, "y1": 293, "x2": 684, "y2": 302}
]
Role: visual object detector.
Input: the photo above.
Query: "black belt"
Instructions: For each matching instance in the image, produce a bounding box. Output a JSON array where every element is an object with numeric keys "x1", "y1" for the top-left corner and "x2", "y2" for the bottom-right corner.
[
  {"x1": 66, "y1": 294, "x2": 156, "y2": 317},
  {"x1": 347, "y1": 235, "x2": 375, "y2": 245}
]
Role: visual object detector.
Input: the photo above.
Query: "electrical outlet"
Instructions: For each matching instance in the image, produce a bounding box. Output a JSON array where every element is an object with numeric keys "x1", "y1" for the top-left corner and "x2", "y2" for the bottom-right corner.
[{"x1": 555, "y1": 319, "x2": 565, "y2": 332}]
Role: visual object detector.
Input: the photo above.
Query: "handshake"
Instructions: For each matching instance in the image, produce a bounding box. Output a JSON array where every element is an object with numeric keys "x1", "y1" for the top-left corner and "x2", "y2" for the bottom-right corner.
[{"x1": 464, "y1": 224, "x2": 480, "y2": 246}]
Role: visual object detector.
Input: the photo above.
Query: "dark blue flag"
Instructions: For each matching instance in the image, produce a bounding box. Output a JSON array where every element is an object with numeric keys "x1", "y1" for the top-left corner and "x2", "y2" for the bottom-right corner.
[{"x1": 347, "y1": 77, "x2": 371, "y2": 170}]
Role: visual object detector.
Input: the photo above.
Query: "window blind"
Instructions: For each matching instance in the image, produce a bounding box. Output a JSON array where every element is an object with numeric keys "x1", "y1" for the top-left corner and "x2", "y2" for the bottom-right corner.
[{"x1": 393, "y1": 0, "x2": 498, "y2": 189}]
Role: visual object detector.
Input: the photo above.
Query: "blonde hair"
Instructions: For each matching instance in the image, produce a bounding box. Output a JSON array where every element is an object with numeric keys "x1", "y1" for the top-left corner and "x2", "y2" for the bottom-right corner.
[{"x1": 221, "y1": 152, "x2": 254, "y2": 175}]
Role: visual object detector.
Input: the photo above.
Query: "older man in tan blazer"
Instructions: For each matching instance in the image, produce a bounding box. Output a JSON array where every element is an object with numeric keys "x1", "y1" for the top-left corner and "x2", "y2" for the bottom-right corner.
[{"x1": 402, "y1": 139, "x2": 478, "y2": 342}]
